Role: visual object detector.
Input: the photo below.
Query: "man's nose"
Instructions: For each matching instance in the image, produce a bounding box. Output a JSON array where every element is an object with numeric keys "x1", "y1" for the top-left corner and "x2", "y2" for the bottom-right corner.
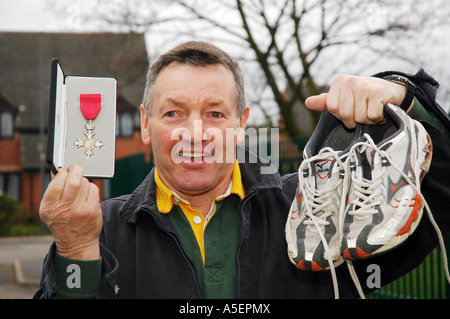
[{"x1": 185, "y1": 118, "x2": 204, "y2": 144}]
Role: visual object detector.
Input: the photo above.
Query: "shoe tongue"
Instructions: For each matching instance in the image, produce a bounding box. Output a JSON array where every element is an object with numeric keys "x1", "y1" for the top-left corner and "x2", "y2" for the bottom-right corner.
[
  {"x1": 314, "y1": 159, "x2": 333, "y2": 185},
  {"x1": 356, "y1": 149, "x2": 373, "y2": 180}
]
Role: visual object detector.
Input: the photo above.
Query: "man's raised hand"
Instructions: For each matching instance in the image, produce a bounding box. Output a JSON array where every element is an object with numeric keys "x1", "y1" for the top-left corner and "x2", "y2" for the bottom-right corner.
[{"x1": 39, "y1": 165, "x2": 102, "y2": 260}]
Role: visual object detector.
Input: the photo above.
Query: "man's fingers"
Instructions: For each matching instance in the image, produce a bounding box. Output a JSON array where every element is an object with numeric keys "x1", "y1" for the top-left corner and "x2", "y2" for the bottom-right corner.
[
  {"x1": 305, "y1": 93, "x2": 328, "y2": 111},
  {"x1": 326, "y1": 80, "x2": 340, "y2": 117},
  {"x1": 340, "y1": 92, "x2": 357, "y2": 129},
  {"x1": 306, "y1": 75, "x2": 397, "y2": 129},
  {"x1": 353, "y1": 85, "x2": 370, "y2": 125},
  {"x1": 41, "y1": 168, "x2": 68, "y2": 205},
  {"x1": 60, "y1": 165, "x2": 84, "y2": 204},
  {"x1": 75, "y1": 177, "x2": 91, "y2": 203},
  {"x1": 367, "y1": 99, "x2": 386, "y2": 124},
  {"x1": 323, "y1": 75, "x2": 356, "y2": 128},
  {"x1": 87, "y1": 183, "x2": 100, "y2": 205}
]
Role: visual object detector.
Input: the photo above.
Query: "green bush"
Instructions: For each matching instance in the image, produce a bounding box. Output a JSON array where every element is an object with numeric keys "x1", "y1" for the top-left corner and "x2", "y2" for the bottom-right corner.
[
  {"x1": 7, "y1": 224, "x2": 44, "y2": 236},
  {"x1": 0, "y1": 193, "x2": 39, "y2": 236}
]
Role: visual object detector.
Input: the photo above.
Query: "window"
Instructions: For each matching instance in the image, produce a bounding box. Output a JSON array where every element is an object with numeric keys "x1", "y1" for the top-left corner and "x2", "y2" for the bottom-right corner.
[
  {"x1": 116, "y1": 112, "x2": 133, "y2": 137},
  {"x1": 0, "y1": 173, "x2": 20, "y2": 201},
  {"x1": 0, "y1": 112, "x2": 13, "y2": 138}
]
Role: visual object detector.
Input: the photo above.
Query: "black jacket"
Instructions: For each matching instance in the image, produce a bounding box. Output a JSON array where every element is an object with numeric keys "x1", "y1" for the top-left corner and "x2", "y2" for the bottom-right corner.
[
  {"x1": 35, "y1": 70, "x2": 450, "y2": 299},
  {"x1": 35, "y1": 128, "x2": 450, "y2": 299}
]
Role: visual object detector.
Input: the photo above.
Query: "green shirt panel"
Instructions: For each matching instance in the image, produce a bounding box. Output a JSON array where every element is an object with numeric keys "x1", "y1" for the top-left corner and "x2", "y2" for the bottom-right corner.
[{"x1": 168, "y1": 194, "x2": 241, "y2": 299}]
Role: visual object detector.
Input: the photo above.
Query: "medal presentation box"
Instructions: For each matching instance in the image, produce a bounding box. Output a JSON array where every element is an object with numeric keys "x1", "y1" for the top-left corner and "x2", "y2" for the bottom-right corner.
[{"x1": 47, "y1": 59, "x2": 117, "y2": 178}]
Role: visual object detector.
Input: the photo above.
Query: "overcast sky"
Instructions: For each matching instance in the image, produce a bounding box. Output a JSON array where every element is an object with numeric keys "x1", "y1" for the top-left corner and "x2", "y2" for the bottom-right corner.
[
  {"x1": 0, "y1": 0, "x2": 63, "y2": 31},
  {"x1": 0, "y1": 0, "x2": 97, "y2": 32}
]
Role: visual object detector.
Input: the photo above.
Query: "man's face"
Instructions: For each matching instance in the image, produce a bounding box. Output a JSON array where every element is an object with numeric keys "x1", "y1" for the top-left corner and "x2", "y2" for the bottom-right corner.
[{"x1": 141, "y1": 62, "x2": 249, "y2": 198}]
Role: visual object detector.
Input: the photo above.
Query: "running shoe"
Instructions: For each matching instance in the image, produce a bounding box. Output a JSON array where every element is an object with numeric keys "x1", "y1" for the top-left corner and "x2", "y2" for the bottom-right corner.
[
  {"x1": 286, "y1": 110, "x2": 362, "y2": 272},
  {"x1": 342, "y1": 103, "x2": 433, "y2": 260}
]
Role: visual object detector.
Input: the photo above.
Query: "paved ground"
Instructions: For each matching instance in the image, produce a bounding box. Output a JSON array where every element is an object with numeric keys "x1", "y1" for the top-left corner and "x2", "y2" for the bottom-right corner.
[{"x1": 0, "y1": 236, "x2": 54, "y2": 299}]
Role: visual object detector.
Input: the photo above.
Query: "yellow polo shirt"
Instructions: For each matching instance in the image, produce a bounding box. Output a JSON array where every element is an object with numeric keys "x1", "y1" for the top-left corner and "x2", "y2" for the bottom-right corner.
[{"x1": 154, "y1": 161, "x2": 245, "y2": 262}]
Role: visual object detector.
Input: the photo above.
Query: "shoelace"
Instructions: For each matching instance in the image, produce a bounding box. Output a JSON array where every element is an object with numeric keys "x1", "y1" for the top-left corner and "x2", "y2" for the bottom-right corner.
[
  {"x1": 347, "y1": 169, "x2": 383, "y2": 220},
  {"x1": 298, "y1": 147, "x2": 348, "y2": 299},
  {"x1": 301, "y1": 178, "x2": 341, "y2": 229},
  {"x1": 343, "y1": 134, "x2": 450, "y2": 299}
]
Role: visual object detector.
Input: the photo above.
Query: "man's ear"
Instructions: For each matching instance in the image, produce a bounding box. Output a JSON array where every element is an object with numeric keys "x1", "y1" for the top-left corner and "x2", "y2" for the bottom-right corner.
[
  {"x1": 140, "y1": 104, "x2": 151, "y2": 145},
  {"x1": 237, "y1": 106, "x2": 250, "y2": 145}
]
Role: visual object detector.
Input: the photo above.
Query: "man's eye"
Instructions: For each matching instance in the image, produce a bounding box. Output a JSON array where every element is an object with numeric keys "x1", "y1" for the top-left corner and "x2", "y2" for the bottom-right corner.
[
  {"x1": 165, "y1": 111, "x2": 177, "y2": 117},
  {"x1": 210, "y1": 112, "x2": 223, "y2": 118}
]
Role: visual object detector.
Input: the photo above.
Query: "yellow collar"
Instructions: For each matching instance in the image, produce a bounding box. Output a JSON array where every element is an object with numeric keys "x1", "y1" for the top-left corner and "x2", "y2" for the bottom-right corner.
[{"x1": 154, "y1": 161, "x2": 245, "y2": 214}]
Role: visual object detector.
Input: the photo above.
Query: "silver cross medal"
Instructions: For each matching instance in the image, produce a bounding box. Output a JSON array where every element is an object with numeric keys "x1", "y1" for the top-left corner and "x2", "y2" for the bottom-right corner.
[
  {"x1": 74, "y1": 119, "x2": 105, "y2": 159},
  {"x1": 74, "y1": 94, "x2": 105, "y2": 159}
]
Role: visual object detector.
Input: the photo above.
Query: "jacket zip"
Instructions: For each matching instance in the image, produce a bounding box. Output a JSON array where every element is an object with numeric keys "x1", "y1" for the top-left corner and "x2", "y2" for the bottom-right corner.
[
  {"x1": 139, "y1": 205, "x2": 203, "y2": 298},
  {"x1": 235, "y1": 190, "x2": 256, "y2": 299}
]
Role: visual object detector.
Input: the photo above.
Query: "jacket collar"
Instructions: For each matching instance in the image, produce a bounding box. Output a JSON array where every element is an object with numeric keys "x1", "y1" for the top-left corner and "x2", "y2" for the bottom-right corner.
[{"x1": 118, "y1": 147, "x2": 282, "y2": 223}]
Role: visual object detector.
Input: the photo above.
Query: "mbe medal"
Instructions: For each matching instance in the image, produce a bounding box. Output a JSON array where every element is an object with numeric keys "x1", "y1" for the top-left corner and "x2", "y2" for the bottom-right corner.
[{"x1": 74, "y1": 94, "x2": 105, "y2": 159}]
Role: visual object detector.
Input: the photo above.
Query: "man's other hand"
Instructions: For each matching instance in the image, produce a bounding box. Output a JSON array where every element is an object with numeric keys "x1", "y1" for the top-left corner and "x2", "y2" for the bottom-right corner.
[{"x1": 305, "y1": 75, "x2": 410, "y2": 128}]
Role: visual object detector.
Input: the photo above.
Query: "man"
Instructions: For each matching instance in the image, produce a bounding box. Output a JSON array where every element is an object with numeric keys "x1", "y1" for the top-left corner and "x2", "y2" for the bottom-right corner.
[{"x1": 35, "y1": 41, "x2": 450, "y2": 299}]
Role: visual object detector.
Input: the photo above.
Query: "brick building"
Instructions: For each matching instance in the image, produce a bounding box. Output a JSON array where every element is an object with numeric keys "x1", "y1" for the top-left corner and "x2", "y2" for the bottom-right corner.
[{"x1": 0, "y1": 32, "x2": 151, "y2": 219}]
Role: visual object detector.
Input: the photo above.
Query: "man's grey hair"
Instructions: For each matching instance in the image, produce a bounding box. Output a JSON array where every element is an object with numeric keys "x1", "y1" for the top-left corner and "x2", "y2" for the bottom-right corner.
[{"x1": 142, "y1": 41, "x2": 247, "y2": 117}]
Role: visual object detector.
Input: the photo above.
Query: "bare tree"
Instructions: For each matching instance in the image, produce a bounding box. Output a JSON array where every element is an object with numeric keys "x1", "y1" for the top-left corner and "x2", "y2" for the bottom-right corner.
[{"x1": 69, "y1": 0, "x2": 450, "y2": 137}]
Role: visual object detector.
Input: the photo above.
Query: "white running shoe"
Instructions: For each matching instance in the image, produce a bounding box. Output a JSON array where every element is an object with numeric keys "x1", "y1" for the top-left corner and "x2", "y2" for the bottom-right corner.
[
  {"x1": 286, "y1": 110, "x2": 362, "y2": 272},
  {"x1": 342, "y1": 103, "x2": 433, "y2": 260}
]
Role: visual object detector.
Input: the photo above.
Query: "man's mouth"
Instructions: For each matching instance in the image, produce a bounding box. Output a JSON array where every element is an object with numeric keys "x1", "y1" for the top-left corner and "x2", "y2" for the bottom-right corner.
[
  {"x1": 178, "y1": 151, "x2": 213, "y2": 159},
  {"x1": 170, "y1": 142, "x2": 219, "y2": 164}
]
